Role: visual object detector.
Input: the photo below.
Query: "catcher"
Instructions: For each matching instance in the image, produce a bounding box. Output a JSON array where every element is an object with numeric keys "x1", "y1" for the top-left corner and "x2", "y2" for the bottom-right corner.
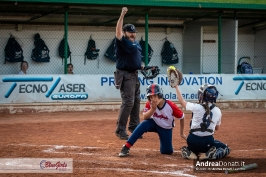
[
  {"x1": 118, "y1": 83, "x2": 186, "y2": 157},
  {"x1": 167, "y1": 66, "x2": 230, "y2": 160}
]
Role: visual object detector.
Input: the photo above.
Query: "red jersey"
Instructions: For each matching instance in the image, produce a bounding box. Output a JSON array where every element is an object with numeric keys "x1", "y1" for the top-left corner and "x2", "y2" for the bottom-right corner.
[{"x1": 143, "y1": 99, "x2": 184, "y2": 129}]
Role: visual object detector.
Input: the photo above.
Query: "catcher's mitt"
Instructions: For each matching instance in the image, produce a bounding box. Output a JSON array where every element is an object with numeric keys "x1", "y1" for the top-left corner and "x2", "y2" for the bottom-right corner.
[
  {"x1": 167, "y1": 66, "x2": 183, "y2": 88},
  {"x1": 141, "y1": 66, "x2": 160, "y2": 80}
]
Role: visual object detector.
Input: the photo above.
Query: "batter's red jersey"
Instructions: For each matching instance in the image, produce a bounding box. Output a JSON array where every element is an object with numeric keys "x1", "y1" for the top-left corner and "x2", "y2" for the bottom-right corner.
[{"x1": 143, "y1": 99, "x2": 184, "y2": 129}]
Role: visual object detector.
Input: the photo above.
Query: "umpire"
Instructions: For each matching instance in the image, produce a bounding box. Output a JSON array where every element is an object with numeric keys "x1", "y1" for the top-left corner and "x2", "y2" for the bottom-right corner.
[{"x1": 114, "y1": 7, "x2": 142, "y2": 140}]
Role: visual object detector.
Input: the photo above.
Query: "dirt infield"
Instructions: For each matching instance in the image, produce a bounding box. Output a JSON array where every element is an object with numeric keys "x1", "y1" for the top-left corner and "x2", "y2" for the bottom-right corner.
[{"x1": 0, "y1": 109, "x2": 265, "y2": 177}]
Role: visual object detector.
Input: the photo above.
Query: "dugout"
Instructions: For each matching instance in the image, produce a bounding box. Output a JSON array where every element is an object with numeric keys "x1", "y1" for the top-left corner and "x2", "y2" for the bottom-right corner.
[
  {"x1": 0, "y1": 1, "x2": 266, "y2": 110},
  {"x1": 0, "y1": 0, "x2": 266, "y2": 75}
]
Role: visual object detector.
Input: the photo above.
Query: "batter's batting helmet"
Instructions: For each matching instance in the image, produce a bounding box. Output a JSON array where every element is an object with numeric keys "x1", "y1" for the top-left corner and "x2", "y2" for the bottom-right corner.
[
  {"x1": 198, "y1": 84, "x2": 219, "y2": 103},
  {"x1": 146, "y1": 83, "x2": 163, "y2": 99}
]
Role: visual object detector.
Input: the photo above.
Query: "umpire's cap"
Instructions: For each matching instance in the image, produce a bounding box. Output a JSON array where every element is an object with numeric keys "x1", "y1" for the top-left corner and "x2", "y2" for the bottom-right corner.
[{"x1": 123, "y1": 24, "x2": 137, "y2": 33}]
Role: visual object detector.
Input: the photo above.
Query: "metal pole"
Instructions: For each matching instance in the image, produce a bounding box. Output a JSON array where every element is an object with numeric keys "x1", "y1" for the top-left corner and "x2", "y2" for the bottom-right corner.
[
  {"x1": 145, "y1": 13, "x2": 148, "y2": 67},
  {"x1": 64, "y1": 10, "x2": 68, "y2": 74},
  {"x1": 218, "y1": 14, "x2": 222, "y2": 74}
]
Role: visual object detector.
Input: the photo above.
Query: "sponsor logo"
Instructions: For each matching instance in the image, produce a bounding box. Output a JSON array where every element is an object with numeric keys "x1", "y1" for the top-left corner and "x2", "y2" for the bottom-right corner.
[
  {"x1": 40, "y1": 160, "x2": 67, "y2": 170},
  {"x1": 233, "y1": 76, "x2": 266, "y2": 95},
  {"x1": 51, "y1": 94, "x2": 88, "y2": 100},
  {"x1": 2, "y1": 77, "x2": 88, "y2": 100}
]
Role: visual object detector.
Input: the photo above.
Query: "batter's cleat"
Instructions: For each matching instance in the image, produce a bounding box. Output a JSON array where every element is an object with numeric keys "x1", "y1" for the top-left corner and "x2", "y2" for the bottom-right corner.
[
  {"x1": 115, "y1": 131, "x2": 129, "y2": 140},
  {"x1": 119, "y1": 145, "x2": 130, "y2": 157},
  {"x1": 199, "y1": 146, "x2": 216, "y2": 160},
  {"x1": 181, "y1": 146, "x2": 197, "y2": 160}
]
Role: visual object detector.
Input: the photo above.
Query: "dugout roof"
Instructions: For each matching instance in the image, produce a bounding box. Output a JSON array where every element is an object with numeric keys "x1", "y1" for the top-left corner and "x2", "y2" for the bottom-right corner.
[{"x1": 0, "y1": 0, "x2": 266, "y2": 31}]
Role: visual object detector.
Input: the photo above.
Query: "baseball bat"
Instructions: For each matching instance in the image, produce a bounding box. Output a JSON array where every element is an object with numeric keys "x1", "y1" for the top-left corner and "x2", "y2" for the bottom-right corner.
[{"x1": 225, "y1": 163, "x2": 258, "y2": 174}]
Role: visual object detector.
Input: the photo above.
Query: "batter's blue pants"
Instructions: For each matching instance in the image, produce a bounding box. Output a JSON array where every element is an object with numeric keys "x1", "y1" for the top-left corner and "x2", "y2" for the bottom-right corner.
[{"x1": 127, "y1": 118, "x2": 173, "y2": 155}]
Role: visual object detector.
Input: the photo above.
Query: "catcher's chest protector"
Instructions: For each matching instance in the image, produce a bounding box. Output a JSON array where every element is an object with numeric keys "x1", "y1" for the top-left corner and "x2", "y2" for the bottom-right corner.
[{"x1": 190, "y1": 104, "x2": 216, "y2": 133}]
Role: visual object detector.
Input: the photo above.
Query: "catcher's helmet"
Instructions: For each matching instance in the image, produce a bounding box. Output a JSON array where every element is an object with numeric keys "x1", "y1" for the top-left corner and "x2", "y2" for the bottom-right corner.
[
  {"x1": 141, "y1": 66, "x2": 160, "y2": 80},
  {"x1": 198, "y1": 84, "x2": 219, "y2": 103},
  {"x1": 146, "y1": 83, "x2": 163, "y2": 99}
]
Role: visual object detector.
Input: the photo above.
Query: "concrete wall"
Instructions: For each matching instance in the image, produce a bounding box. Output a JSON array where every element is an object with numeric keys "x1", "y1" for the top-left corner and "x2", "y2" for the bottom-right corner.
[{"x1": 1, "y1": 100, "x2": 266, "y2": 114}]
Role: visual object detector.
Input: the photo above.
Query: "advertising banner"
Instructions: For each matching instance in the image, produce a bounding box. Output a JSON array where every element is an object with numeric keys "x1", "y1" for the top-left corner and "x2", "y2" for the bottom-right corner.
[{"x1": 1, "y1": 74, "x2": 266, "y2": 104}]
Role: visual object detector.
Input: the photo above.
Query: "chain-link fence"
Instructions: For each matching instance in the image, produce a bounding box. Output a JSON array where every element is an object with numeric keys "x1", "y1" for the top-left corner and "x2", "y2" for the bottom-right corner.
[{"x1": 0, "y1": 3, "x2": 266, "y2": 75}]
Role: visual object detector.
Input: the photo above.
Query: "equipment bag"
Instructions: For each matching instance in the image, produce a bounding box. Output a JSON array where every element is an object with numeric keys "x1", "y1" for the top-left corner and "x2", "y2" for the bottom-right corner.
[
  {"x1": 84, "y1": 36, "x2": 100, "y2": 66},
  {"x1": 59, "y1": 38, "x2": 71, "y2": 65},
  {"x1": 4, "y1": 35, "x2": 24, "y2": 63},
  {"x1": 161, "y1": 39, "x2": 179, "y2": 65},
  {"x1": 139, "y1": 37, "x2": 154, "y2": 64},
  {"x1": 104, "y1": 38, "x2": 116, "y2": 62},
  {"x1": 31, "y1": 33, "x2": 50, "y2": 62},
  {"x1": 237, "y1": 62, "x2": 253, "y2": 74}
]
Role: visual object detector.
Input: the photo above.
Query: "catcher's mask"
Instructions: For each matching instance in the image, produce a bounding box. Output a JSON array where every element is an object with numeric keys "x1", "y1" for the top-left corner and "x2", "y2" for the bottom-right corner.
[
  {"x1": 141, "y1": 66, "x2": 160, "y2": 80},
  {"x1": 146, "y1": 83, "x2": 163, "y2": 100},
  {"x1": 198, "y1": 84, "x2": 219, "y2": 103}
]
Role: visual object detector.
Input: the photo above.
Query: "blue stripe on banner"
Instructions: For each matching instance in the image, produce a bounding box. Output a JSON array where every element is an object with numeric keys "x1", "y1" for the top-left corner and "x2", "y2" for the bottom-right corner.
[
  {"x1": 235, "y1": 81, "x2": 244, "y2": 95},
  {"x1": 5, "y1": 83, "x2": 17, "y2": 98},
  {"x1": 46, "y1": 77, "x2": 61, "y2": 98},
  {"x1": 233, "y1": 76, "x2": 266, "y2": 80},
  {"x1": 2, "y1": 77, "x2": 53, "y2": 82}
]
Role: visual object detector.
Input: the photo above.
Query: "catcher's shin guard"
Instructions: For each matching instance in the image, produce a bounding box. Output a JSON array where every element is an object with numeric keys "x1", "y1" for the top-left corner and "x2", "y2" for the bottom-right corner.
[
  {"x1": 215, "y1": 147, "x2": 230, "y2": 159},
  {"x1": 181, "y1": 146, "x2": 197, "y2": 160},
  {"x1": 199, "y1": 146, "x2": 216, "y2": 160},
  {"x1": 199, "y1": 146, "x2": 230, "y2": 160},
  {"x1": 224, "y1": 147, "x2": 230, "y2": 157}
]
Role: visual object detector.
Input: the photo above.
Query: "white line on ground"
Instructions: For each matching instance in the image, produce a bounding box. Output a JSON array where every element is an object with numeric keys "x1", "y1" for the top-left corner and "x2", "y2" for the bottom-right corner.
[{"x1": 6, "y1": 143, "x2": 266, "y2": 152}]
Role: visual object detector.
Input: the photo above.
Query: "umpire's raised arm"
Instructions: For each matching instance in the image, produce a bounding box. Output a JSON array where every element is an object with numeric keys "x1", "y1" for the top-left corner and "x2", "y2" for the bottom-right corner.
[{"x1": 116, "y1": 7, "x2": 128, "y2": 40}]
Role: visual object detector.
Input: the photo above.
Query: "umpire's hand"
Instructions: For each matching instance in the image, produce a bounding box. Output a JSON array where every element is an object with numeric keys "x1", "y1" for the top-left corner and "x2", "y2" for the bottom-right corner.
[{"x1": 121, "y1": 7, "x2": 128, "y2": 15}]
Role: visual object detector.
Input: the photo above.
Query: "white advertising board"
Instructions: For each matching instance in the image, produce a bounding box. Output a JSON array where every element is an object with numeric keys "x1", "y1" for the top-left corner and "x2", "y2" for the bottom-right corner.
[{"x1": 0, "y1": 74, "x2": 266, "y2": 104}]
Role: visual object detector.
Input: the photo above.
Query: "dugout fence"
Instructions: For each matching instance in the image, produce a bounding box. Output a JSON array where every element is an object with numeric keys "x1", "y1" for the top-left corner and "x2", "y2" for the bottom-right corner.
[{"x1": 0, "y1": 2, "x2": 266, "y2": 75}]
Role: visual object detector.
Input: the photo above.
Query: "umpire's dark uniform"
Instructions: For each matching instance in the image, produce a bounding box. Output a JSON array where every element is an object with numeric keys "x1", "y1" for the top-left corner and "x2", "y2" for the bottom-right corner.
[{"x1": 114, "y1": 35, "x2": 142, "y2": 140}]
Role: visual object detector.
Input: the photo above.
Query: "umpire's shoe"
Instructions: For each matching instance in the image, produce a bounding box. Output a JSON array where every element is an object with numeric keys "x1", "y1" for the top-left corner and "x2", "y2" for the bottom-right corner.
[
  {"x1": 119, "y1": 145, "x2": 130, "y2": 157},
  {"x1": 115, "y1": 131, "x2": 129, "y2": 140}
]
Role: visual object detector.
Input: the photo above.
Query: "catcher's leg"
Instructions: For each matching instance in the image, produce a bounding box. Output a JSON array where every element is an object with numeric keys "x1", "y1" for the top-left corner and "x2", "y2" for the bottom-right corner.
[
  {"x1": 212, "y1": 140, "x2": 230, "y2": 159},
  {"x1": 200, "y1": 140, "x2": 230, "y2": 160}
]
